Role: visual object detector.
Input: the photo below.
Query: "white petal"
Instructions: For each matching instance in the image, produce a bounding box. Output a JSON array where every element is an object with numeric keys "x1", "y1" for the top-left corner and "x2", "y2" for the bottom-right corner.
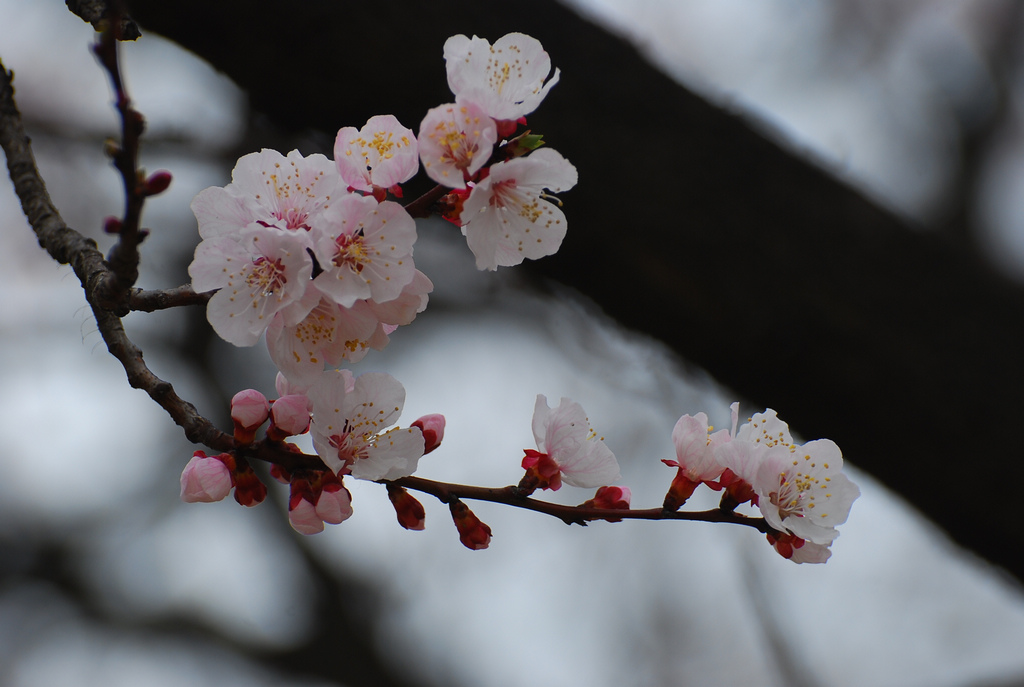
[{"x1": 351, "y1": 427, "x2": 425, "y2": 481}]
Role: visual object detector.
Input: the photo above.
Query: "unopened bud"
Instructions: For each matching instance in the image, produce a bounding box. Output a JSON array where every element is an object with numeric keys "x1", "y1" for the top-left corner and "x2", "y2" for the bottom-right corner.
[
  {"x1": 179, "y1": 451, "x2": 232, "y2": 503},
  {"x1": 267, "y1": 394, "x2": 311, "y2": 441},
  {"x1": 449, "y1": 499, "x2": 491, "y2": 550},
  {"x1": 231, "y1": 389, "x2": 270, "y2": 444},
  {"x1": 387, "y1": 484, "x2": 426, "y2": 531},
  {"x1": 315, "y1": 472, "x2": 354, "y2": 525},
  {"x1": 144, "y1": 170, "x2": 173, "y2": 196},
  {"x1": 582, "y1": 485, "x2": 632, "y2": 522},
  {"x1": 103, "y1": 216, "x2": 123, "y2": 234},
  {"x1": 289, "y1": 492, "x2": 325, "y2": 535},
  {"x1": 232, "y1": 464, "x2": 267, "y2": 507},
  {"x1": 411, "y1": 413, "x2": 445, "y2": 454}
]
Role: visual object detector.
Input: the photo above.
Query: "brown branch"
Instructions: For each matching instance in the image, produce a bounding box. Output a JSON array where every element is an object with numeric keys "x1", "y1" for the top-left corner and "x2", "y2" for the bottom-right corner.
[
  {"x1": 130, "y1": 284, "x2": 212, "y2": 311},
  {"x1": 1, "y1": 59, "x2": 237, "y2": 463},
  {"x1": 392, "y1": 475, "x2": 771, "y2": 531},
  {"x1": 403, "y1": 183, "x2": 450, "y2": 219}
]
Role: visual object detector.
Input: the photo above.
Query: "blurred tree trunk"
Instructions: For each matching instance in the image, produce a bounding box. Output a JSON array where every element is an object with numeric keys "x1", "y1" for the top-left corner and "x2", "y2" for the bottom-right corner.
[{"x1": 127, "y1": 0, "x2": 1024, "y2": 581}]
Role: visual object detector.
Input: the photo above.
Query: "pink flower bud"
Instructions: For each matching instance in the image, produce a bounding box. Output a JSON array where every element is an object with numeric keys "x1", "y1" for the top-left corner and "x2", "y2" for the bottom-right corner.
[
  {"x1": 449, "y1": 499, "x2": 491, "y2": 550},
  {"x1": 411, "y1": 413, "x2": 445, "y2": 454},
  {"x1": 179, "y1": 451, "x2": 232, "y2": 503},
  {"x1": 231, "y1": 389, "x2": 270, "y2": 444},
  {"x1": 289, "y1": 495, "x2": 325, "y2": 535},
  {"x1": 315, "y1": 473, "x2": 354, "y2": 525},
  {"x1": 387, "y1": 485, "x2": 426, "y2": 530},
  {"x1": 144, "y1": 170, "x2": 173, "y2": 196},
  {"x1": 268, "y1": 394, "x2": 311, "y2": 441}
]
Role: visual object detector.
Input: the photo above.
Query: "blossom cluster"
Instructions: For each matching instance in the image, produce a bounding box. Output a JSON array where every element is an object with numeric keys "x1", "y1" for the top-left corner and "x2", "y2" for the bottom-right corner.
[
  {"x1": 188, "y1": 32, "x2": 572, "y2": 393},
  {"x1": 177, "y1": 32, "x2": 859, "y2": 563},
  {"x1": 663, "y1": 404, "x2": 860, "y2": 563},
  {"x1": 181, "y1": 374, "x2": 441, "y2": 534}
]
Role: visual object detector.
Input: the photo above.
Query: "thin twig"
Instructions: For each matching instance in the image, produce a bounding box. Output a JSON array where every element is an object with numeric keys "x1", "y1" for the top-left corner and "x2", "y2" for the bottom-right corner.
[
  {"x1": 1, "y1": 58, "x2": 236, "y2": 462},
  {"x1": 393, "y1": 475, "x2": 771, "y2": 531},
  {"x1": 92, "y1": 8, "x2": 148, "y2": 312}
]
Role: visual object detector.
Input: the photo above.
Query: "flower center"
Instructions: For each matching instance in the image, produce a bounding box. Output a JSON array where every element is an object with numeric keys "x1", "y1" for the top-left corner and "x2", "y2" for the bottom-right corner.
[
  {"x1": 772, "y1": 468, "x2": 819, "y2": 519},
  {"x1": 273, "y1": 206, "x2": 311, "y2": 231},
  {"x1": 332, "y1": 231, "x2": 369, "y2": 272},
  {"x1": 328, "y1": 421, "x2": 370, "y2": 468},
  {"x1": 432, "y1": 122, "x2": 478, "y2": 171},
  {"x1": 246, "y1": 257, "x2": 287, "y2": 296}
]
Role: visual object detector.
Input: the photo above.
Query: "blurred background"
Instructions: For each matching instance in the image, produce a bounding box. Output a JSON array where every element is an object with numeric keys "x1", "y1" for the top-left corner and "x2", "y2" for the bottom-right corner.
[{"x1": 3, "y1": 1, "x2": 1024, "y2": 686}]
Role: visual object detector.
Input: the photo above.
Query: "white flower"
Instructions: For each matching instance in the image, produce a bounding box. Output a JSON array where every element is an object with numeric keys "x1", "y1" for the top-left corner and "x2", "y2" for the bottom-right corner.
[
  {"x1": 334, "y1": 115, "x2": 419, "y2": 193},
  {"x1": 189, "y1": 224, "x2": 314, "y2": 346},
  {"x1": 715, "y1": 404, "x2": 860, "y2": 547},
  {"x1": 191, "y1": 148, "x2": 346, "y2": 239},
  {"x1": 311, "y1": 194, "x2": 417, "y2": 308},
  {"x1": 309, "y1": 370, "x2": 425, "y2": 481},
  {"x1": 528, "y1": 395, "x2": 620, "y2": 489},
  {"x1": 418, "y1": 102, "x2": 496, "y2": 188},
  {"x1": 753, "y1": 439, "x2": 860, "y2": 545},
  {"x1": 444, "y1": 33, "x2": 560, "y2": 121},
  {"x1": 461, "y1": 148, "x2": 576, "y2": 270},
  {"x1": 266, "y1": 290, "x2": 379, "y2": 386},
  {"x1": 667, "y1": 411, "x2": 730, "y2": 483}
]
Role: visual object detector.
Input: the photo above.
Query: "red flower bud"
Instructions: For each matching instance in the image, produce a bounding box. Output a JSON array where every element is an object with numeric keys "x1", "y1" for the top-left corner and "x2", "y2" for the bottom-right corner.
[
  {"x1": 232, "y1": 465, "x2": 267, "y2": 507},
  {"x1": 387, "y1": 485, "x2": 426, "y2": 531},
  {"x1": 144, "y1": 170, "x2": 173, "y2": 196},
  {"x1": 103, "y1": 216, "x2": 123, "y2": 234},
  {"x1": 449, "y1": 499, "x2": 491, "y2": 550}
]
